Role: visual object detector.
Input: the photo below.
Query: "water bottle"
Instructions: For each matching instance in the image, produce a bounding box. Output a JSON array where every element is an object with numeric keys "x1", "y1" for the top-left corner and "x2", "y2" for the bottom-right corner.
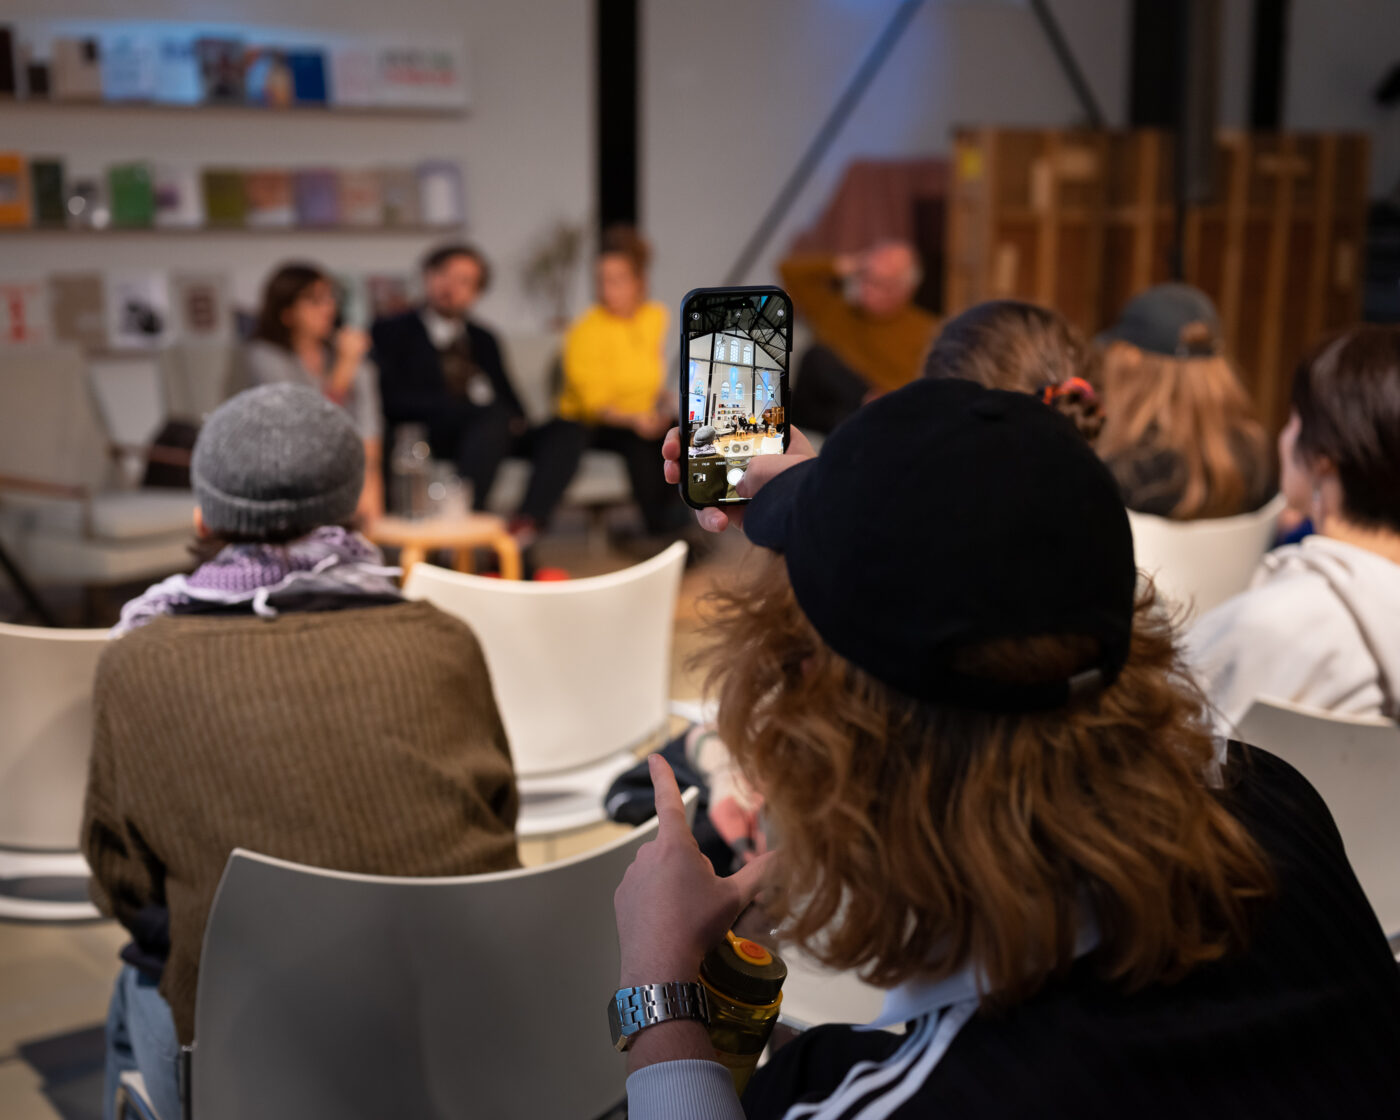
[
  {"x1": 700, "y1": 931, "x2": 787, "y2": 1095},
  {"x1": 390, "y1": 424, "x2": 431, "y2": 518}
]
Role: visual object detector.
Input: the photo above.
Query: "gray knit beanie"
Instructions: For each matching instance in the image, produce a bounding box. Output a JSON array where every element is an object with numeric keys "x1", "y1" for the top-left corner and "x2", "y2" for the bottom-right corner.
[{"x1": 192, "y1": 384, "x2": 365, "y2": 540}]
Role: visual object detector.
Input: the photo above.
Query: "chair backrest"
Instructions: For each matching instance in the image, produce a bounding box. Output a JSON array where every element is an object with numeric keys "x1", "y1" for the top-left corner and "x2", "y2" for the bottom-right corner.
[
  {"x1": 0, "y1": 345, "x2": 111, "y2": 491},
  {"x1": 500, "y1": 332, "x2": 562, "y2": 424},
  {"x1": 192, "y1": 789, "x2": 697, "y2": 1120},
  {"x1": 1128, "y1": 493, "x2": 1286, "y2": 621},
  {"x1": 0, "y1": 622, "x2": 108, "y2": 849},
  {"x1": 1236, "y1": 697, "x2": 1400, "y2": 937},
  {"x1": 404, "y1": 542, "x2": 687, "y2": 777},
  {"x1": 159, "y1": 342, "x2": 236, "y2": 422}
]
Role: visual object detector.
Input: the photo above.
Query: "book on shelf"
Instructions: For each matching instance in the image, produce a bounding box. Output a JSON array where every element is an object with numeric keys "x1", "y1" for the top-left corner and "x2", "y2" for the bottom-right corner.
[
  {"x1": 152, "y1": 163, "x2": 204, "y2": 228},
  {"x1": 50, "y1": 272, "x2": 108, "y2": 349},
  {"x1": 171, "y1": 271, "x2": 232, "y2": 340},
  {"x1": 329, "y1": 45, "x2": 375, "y2": 107},
  {"x1": 380, "y1": 167, "x2": 421, "y2": 226},
  {"x1": 24, "y1": 51, "x2": 50, "y2": 99},
  {"x1": 108, "y1": 162, "x2": 156, "y2": 227},
  {"x1": 100, "y1": 31, "x2": 158, "y2": 101},
  {"x1": 51, "y1": 37, "x2": 103, "y2": 101},
  {"x1": 66, "y1": 176, "x2": 108, "y2": 229},
  {"x1": 244, "y1": 47, "x2": 293, "y2": 108},
  {"x1": 154, "y1": 34, "x2": 201, "y2": 105},
  {"x1": 0, "y1": 152, "x2": 32, "y2": 227},
  {"x1": 338, "y1": 170, "x2": 383, "y2": 226},
  {"x1": 195, "y1": 37, "x2": 245, "y2": 104},
  {"x1": 29, "y1": 158, "x2": 65, "y2": 226},
  {"x1": 366, "y1": 274, "x2": 415, "y2": 319},
  {"x1": 202, "y1": 169, "x2": 247, "y2": 227},
  {"x1": 0, "y1": 26, "x2": 15, "y2": 97},
  {"x1": 293, "y1": 168, "x2": 341, "y2": 227},
  {"x1": 286, "y1": 50, "x2": 328, "y2": 106},
  {"x1": 105, "y1": 271, "x2": 172, "y2": 349},
  {"x1": 245, "y1": 169, "x2": 295, "y2": 227},
  {"x1": 416, "y1": 161, "x2": 464, "y2": 226},
  {"x1": 0, "y1": 278, "x2": 50, "y2": 344},
  {"x1": 374, "y1": 40, "x2": 469, "y2": 109}
]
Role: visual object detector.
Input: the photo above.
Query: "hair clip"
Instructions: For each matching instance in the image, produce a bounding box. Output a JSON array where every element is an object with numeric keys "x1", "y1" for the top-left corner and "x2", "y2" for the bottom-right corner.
[{"x1": 1041, "y1": 377, "x2": 1099, "y2": 406}]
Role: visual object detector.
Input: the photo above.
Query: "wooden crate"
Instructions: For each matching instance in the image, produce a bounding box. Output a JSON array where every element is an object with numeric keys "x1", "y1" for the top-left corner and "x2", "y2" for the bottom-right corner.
[{"x1": 946, "y1": 127, "x2": 1369, "y2": 432}]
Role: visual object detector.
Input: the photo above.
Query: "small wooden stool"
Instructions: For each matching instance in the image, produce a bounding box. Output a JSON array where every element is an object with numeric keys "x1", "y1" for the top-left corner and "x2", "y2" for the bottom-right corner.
[{"x1": 368, "y1": 513, "x2": 523, "y2": 581}]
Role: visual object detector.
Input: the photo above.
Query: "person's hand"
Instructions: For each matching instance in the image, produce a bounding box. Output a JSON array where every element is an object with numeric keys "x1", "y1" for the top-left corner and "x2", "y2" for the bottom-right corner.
[
  {"x1": 615, "y1": 755, "x2": 775, "y2": 987},
  {"x1": 334, "y1": 326, "x2": 371, "y2": 366},
  {"x1": 662, "y1": 425, "x2": 817, "y2": 533},
  {"x1": 632, "y1": 410, "x2": 672, "y2": 441}
]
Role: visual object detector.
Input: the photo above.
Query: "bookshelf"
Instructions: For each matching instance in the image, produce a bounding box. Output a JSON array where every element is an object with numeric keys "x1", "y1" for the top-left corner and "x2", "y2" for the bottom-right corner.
[
  {"x1": 1, "y1": 224, "x2": 464, "y2": 236},
  {"x1": 0, "y1": 98, "x2": 466, "y2": 120}
]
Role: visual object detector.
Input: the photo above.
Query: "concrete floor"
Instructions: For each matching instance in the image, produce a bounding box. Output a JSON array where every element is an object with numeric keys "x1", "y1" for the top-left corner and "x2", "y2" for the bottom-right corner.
[{"x1": 0, "y1": 524, "x2": 751, "y2": 1117}]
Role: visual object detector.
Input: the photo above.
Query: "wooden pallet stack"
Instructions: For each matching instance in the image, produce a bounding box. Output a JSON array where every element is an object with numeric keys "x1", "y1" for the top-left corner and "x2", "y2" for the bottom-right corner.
[{"x1": 946, "y1": 127, "x2": 1369, "y2": 431}]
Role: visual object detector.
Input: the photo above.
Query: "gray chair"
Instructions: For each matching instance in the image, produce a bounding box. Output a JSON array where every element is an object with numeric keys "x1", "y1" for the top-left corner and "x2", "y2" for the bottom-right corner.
[
  {"x1": 117, "y1": 791, "x2": 697, "y2": 1120},
  {"x1": 0, "y1": 345, "x2": 193, "y2": 593},
  {"x1": 0, "y1": 620, "x2": 106, "y2": 921}
]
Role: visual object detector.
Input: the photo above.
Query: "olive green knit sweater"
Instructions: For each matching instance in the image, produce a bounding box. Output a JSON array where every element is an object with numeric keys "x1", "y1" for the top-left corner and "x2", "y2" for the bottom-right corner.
[{"x1": 82, "y1": 600, "x2": 520, "y2": 1043}]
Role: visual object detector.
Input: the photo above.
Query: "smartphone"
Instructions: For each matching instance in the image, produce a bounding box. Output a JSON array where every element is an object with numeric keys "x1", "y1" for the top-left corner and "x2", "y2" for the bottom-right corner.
[{"x1": 678, "y1": 285, "x2": 793, "y2": 509}]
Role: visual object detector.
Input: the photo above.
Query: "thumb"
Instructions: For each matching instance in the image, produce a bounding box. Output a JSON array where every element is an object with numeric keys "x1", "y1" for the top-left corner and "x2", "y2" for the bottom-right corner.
[{"x1": 724, "y1": 849, "x2": 777, "y2": 912}]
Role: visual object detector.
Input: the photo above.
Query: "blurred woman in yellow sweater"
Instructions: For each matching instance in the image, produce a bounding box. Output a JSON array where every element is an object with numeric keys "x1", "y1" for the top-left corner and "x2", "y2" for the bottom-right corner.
[{"x1": 514, "y1": 227, "x2": 679, "y2": 542}]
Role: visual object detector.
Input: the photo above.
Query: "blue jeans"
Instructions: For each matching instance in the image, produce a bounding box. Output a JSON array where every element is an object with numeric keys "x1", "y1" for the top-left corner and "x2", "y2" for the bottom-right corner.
[{"x1": 103, "y1": 965, "x2": 182, "y2": 1120}]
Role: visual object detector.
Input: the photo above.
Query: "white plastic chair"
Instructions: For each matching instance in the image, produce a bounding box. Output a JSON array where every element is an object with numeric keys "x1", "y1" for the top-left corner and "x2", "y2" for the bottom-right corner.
[
  {"x1": 779, "y1": 944, "x2": 889, "y2": 1032},
  {"x1": 0, "y1": 621, "x2": 107, "y2": 921},
  {"x1": 1236, "y1": 697, "x2": 1400, "y2": 947},
  {"x1": 131, "y1": 790, "x2": 697, "y2": 1120},
  {"x1": 1128, "y1": 493, "x2": 1286, "y2": 622},
  {"x1": 405, "y1": 542, "x2": 688, "y2": 837}
]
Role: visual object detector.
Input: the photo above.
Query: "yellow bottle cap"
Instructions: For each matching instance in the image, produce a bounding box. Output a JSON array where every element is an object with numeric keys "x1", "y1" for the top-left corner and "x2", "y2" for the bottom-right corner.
[{"x1": 727, "y1": 930, "x2": 773, "y2": 966}]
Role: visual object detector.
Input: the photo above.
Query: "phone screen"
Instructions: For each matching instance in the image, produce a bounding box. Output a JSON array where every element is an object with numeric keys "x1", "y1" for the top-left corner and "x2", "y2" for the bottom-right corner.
[{"x1": 681, "y1": 287, "x2": 792, "y2": 507}]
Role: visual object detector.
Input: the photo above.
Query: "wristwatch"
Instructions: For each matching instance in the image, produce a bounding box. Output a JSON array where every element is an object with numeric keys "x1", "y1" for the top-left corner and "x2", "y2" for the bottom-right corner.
[{"x1": 608, "y1": 982, "x2": 709, "y2": 1052}]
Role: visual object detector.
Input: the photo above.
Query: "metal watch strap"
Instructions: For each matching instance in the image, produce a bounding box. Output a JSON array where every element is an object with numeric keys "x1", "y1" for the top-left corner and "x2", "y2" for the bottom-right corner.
[{"x1": 613, "y1": 982, "x2": 709, "y2": 1050}]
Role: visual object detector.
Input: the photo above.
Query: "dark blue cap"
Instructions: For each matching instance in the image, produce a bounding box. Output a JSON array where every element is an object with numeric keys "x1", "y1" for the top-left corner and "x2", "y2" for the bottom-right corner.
[{"x1": 745, "y1": 378, "x2": 1137, "y2": 712}]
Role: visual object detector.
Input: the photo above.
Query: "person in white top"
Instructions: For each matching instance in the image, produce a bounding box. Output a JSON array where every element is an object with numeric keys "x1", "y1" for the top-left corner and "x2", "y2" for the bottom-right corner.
[{"x1": 1188, "y1": 324, "x2": 1400, "y2": 730}]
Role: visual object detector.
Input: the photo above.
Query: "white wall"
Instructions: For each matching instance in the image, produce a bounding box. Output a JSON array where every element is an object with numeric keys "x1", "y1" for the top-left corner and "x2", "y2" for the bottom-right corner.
[
  {"x1": 643, "y1": 0, "x2": 1400, "y2": 311},
  {"x1": 1, "y1": 0, "x2": 592, "y2": 333},
  {"x1": 642, "y1": 0, "x2": 1130, "y2": 308}
]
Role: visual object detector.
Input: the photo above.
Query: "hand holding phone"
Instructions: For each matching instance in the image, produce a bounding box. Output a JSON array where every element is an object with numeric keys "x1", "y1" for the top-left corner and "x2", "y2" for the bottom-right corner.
[
  {"x1": 678, "y1": 286, "x2": 794, "y2": 510},
  {"x1": 662, "y1": 423, "x2": 816, "y2": 533}
]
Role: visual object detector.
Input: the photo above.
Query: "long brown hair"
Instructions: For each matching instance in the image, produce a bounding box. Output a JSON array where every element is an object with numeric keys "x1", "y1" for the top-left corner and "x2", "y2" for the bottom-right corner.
[
  {"x1": 701, "y1": 555, "x2": 1272, "y2": 1005},
  {"x1": 253, "y1": 262, "x2": 329, "y2": 351},
  {"x1": 1096, "y1": 329, "x2": 1269, "y2": 519},
  {"x1": 924, "y1": 301, "x2": 1103, "y2": 440}
]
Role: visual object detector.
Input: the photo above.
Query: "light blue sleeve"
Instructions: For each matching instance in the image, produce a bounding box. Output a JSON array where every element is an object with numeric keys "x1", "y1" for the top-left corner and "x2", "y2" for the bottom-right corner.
[{"x1": 626, "y1": 1059, "x2": 745, "y2": 1120}]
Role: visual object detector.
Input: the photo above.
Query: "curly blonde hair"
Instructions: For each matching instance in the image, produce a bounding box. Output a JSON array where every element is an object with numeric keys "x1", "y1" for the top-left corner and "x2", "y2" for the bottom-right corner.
[{"x1": 701, "y1": 555, "x2": 1272, "y2": 1005}]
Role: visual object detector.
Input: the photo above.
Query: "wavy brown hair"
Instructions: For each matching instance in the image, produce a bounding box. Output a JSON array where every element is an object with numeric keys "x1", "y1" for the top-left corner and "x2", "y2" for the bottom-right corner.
[
  {"x1": 924, "y1": 300, "x2": 1104, "y2": 441},
  {"x1": 1095, "y1": 327, "x2": 1270, "y2": 520},
  {"x1": 702, "y1": 555, "x2": 1272, "y2": 1005}
]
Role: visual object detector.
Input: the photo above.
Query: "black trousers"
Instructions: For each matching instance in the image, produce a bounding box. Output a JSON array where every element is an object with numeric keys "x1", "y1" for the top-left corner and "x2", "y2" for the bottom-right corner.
[
  {"x1": 421, "y1": 402, "x2": 519, "y2": 511},
  {"x1": 790, "y1": 343, "x2": 871, "y2": 435},
  {"x1": 519, "y1": 420, "x2": 676, "y2": 534}
]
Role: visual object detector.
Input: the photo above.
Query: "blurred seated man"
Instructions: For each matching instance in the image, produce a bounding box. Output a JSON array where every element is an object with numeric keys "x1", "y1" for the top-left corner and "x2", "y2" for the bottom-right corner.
[
  {"x1": 86, "y1": 385, "x2": 520, "y2": 1120},
  {"x1": 372, "y1": 243, "x2": 527, "y2": 509},
  {"x1": 781, "y1": 240, "x2": 936, "y2": 434}
]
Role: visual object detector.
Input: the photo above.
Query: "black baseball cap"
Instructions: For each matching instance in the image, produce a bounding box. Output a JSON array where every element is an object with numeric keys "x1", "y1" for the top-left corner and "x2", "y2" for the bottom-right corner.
[
  {"x1": 1097, "y1": 283, "x2": 1222, "y2": 357},
  {"x1": 744, "y1": 378, "x2": 1137, "y2": 713}
]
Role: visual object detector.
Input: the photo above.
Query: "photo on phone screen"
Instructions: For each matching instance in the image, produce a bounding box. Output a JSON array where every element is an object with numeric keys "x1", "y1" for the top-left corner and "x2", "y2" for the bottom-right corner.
[{"x1": 680, "y1": 286, "x2": 792, "y2": 507}]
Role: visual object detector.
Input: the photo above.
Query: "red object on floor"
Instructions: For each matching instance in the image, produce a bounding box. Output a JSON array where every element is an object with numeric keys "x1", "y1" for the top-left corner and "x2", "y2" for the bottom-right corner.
[{"x1": 533, "y1": 568, "x2": 570, "y2": 582}]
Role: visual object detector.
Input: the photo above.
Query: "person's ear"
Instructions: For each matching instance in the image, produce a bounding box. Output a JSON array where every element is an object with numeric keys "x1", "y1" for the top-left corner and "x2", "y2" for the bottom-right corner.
[{"x1": 193, "y1": 507, "x2": 210, "y2": 538}]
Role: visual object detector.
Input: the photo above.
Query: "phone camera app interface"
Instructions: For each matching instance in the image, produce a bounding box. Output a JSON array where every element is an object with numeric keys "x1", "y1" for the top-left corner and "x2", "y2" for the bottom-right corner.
[{"x1": 685, "y1": 293, "x2": 789, "y2": 505}]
